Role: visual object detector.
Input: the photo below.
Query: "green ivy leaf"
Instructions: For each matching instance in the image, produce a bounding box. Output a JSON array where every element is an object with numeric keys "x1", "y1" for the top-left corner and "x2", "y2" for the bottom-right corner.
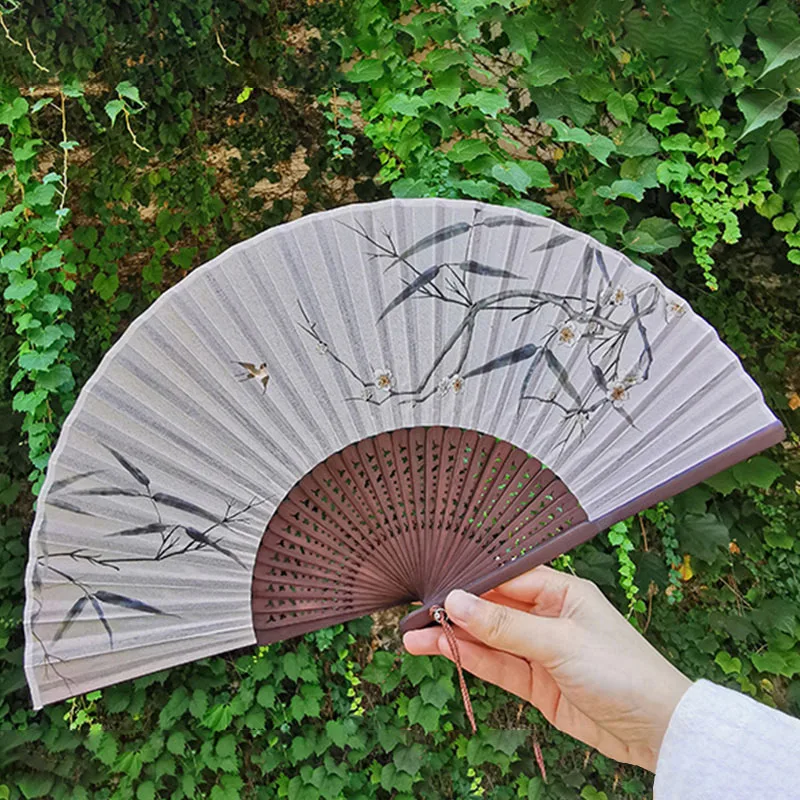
[
  {"x1": 345, "y1": 59, "x2": 385, "y2": 82},
  {"x1": 647, "y1": 106, "x2": 681, "y2": 132},
  {"x1": 586, "y1": 135, "x2": 616, "y2": 165},
  {"x1": 422, "y1": 49, "x2": 466, "y2": 72},
  {"x1": 528, "y1": 85, "x2": 594, "y2": 126},
  {"x1": 115, "y1": 751, "x2": 143, "y2": 779},
  {"x1": 216, "y1": 734, "x2": 237, "y2": 759},
  {"x1": 460, "y1": 89, "x2": 509, "y2": 117},
  {"x1": 24, "y1": 183, "x2": 57, "y2": 208},
  {"x1": 105, "y1": 99, "x2": 126, "y2": 127},
  {"x1": 773, "y1": 212, "x2": 797, "y2": 232},
  {"x1": 757, "y1": 35, "x2": 800, "y2": 80},
  {"x1": 406, "y1": 696, "x2": 441, "y2": 733},
  {"x1": 423, "y1": 86, "x2": 461, "y2": 110},
  {"x1": 751, "y1": 650, "x2": 790, "y2": 675},
  {"x1": 86, "y1": 727, "x2": 118, "y2": 765},
  {"x1": 188, "y1": 689, "x2": 208, "y2": 719},
  {"x1": 770, "y1": 129, "x2": 800, "y2": 185},
  {"x1": 503, "y1": 197, "x2": 550, "y2": 216},
  {"x1": 596, "y1": 180, "x2": 645, "y2": 201},
  {"x1": 613, "y1": 123, "x2": 659, "y2": 157},
  {"x1": 401, "y1": 654, "x2": 434, "y2": 685},
  {"x1": 379, "y1": 763, "x2": 414, "y2": 794},
  {"x1": 244, "y1": 706, "x2": 266, "y2": 733},
  {"x1": 714, "y1": 651, "x2": 742, "y2": 675},
  {"x1": 136, "y1": 781, "x2": 156, "y2": 800},
  {"x1": 166, "y1": 731, "x2": 186, "y2": 755},
  {"x1": 13, "y1": 388, "x2": 48, "y2": 414},
  {"x1": 19, "y1": 349, "x2": 59, "y2": 371},
  {"x1": 17, "y1": 775, "x2": 53, "y2": 800},
  {"x1": 546, "y1": 118, "x2": 591, "y2": 144},
  {"x1": 580, "y1": 787, "x2": 608, "y2": 800},
  {"x1": 283, "y1": 648, "x2": 316, "y2": 681},
  {"x1": 386, "y1": 93, "x2": 428, "y2": 116},
  {"x1": 491, "y1": 161, "x2": 536, "y2": 192},
  {"x1": 527, "y1": 777, "x2": 545, "y2": 800},
  {"x1": 256, "y1": 684, "x2": 276, "y2": 708},
  {"x1": 92, "y1": 272, "x2": 119, "y2": 301},
  {"x1": 170, "y1": 246, "x2": 197, "y2": 271},
  {"x1": 116, "y1": 81, "x2": 144, "y2": 106},
  {"x1": 756, "y1": 193, "x2": 784, "y2": 219},
  {"x1": 606, "y1": 91, "x2": 638, "y2": 125},
  {"x1": 0, "y1": 96, "x2": 28, "y2": 127},
  {"x1": 703, "y1": 468, "x2": 739, "y2": 496},
  {"x1": 732, "y1": 456, "x2": 783, "y2": 489},
  {"x1": 420, "y1": 676, "x2": 455, "y2": 709},
  {"x1": 36, "y1": 249, "x2": 64, "y2": 272},
  {"x1": 12, "y1": 138, "x2": 42, "y2": 162},
  {"x1": 523, "y1": 53, "x2": 570, "y2": 87},
  {"x1": 661, "y1": 133, "x2": 694, "y2": 152},
  {"x1": 656, "y1": 156, "x2": 691, "y2": 187},
  {"x1": 393, "y1": 743, "x2": 425, "y2": 774},
  {"x1": 623, "y1": 217, "x2": 682, "y2": 254},
  {"x1": 677, "y1": 513, "x2": 729, "y2": 563},
  {"x1": 4, "y1": 278, "x2": 38, "y2": 302},
  {"x1": 325, "y1": 718, "x2": 353, "y2": 748},
  {"x1": 159, "y1": 688, "x2": 190, "y2": 727},
  {"x1": 452, "y1": 179, "x2": 496, "y2": 199},
  {"x1": 0, "y1": 247, "x2": 33, "y2": 273},
  {"x1": 202, "y1": 703, "x2": 233, "y2": 731},
  {"x1": 502, "y1": 15, "x2": 538, "y2": 62},
  {"x1": 737, "y1": 90, "x2": 789, "y2": 140},
  {"x1": 447, "y1": 139, "x2": 492, "y2": 163},
  {"x1": 752, "y1": 598, "x2": 799, "y2": 637}
]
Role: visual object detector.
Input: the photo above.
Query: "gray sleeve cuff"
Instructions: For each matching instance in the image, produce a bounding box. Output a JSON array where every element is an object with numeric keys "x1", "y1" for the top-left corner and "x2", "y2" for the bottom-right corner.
[{"x1": 654, "y1": 678, "x2": 800, "y2": 800}]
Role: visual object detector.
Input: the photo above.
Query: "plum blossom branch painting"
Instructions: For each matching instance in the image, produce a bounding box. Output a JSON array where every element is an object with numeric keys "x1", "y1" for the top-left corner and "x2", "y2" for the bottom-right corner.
[{"x1": 297, "y1": 207, "x2": 686, "y2": 446}]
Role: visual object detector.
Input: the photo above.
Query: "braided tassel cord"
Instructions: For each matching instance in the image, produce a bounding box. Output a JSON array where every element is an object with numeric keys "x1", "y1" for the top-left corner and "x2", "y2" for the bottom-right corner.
[{"x1": 429, "y1": 605, "x2": 477, "y2": 734}]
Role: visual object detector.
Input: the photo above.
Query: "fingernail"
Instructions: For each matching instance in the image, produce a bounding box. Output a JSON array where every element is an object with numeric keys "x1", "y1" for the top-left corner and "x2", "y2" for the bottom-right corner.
[{"x1": 446, "y1": 589, "x2": 477, "y2": 626}]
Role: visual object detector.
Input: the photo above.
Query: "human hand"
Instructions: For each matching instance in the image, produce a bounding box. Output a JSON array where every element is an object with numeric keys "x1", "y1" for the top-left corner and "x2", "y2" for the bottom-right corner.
[{"x1": 403, "y1": 566, "x2": 691, "y2": 773}]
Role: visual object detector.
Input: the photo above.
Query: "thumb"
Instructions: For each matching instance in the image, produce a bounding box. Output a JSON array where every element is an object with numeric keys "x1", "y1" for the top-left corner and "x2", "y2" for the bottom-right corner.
[{"x1": 444, "y1": 588, "x2": 571, "y2": 665}]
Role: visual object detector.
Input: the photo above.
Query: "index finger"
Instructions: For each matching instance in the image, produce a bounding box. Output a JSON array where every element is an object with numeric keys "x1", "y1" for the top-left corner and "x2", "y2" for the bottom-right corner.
[{"x1": 481, "y1": 565, "x2": 579, "y2": 616}]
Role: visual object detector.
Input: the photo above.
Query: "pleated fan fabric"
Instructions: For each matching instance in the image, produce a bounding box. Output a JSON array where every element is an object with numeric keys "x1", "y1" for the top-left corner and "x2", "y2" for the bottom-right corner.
[{"x1": 23, "y1": 198, "x2": 781, "y2": 707}]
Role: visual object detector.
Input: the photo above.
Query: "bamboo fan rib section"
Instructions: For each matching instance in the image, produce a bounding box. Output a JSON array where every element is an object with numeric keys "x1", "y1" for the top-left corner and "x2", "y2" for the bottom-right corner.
[{"x1": 252, "y1": 427, "x2": 586, "y2": 644}]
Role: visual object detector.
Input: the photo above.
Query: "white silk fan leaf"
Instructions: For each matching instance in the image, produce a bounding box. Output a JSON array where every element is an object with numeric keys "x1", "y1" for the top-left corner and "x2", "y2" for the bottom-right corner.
[{"x1": 23, "y1": 199, "x2": 783, "y2": 709}]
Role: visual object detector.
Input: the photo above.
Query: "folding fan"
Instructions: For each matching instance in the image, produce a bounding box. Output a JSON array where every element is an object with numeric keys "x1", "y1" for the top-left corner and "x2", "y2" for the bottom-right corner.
[{"x1": 23, "y1": 198, "x2": 784, "y2": 711}]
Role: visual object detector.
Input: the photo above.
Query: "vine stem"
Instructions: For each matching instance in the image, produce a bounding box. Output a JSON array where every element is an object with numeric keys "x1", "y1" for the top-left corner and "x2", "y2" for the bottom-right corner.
[
  {"x1": 123, "y1": 107, "x2": 149, "y2": 152},
  {"x1": 215, "y1": 27, "x2": 240, "y2": 66},
  {"x1": 26, "y1": 36, "x2": 48, "y2": 71},
  {"x1": 0, "y1": 11, "x2": 21, "y2": 47},
  {"x1": 58, "y1": 90, "x2": 69, "y2": 215}
]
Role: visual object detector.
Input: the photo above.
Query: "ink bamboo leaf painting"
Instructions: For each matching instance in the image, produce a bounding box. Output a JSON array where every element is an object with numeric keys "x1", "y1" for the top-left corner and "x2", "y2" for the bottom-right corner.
[{"x1": 24, "y1": 199, "x2": 782, "y2": 708}]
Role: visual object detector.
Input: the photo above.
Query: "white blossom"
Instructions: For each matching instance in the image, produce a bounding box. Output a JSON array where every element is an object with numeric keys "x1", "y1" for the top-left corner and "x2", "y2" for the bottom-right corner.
[
  {"x1": 607, "y1": 382, "x2": 629, "y2": 407},
  {"x1": 373, "y1": 368, "x2": 393, "y2": 392},
  {"x1": 557, "y1": 322, "x2": 578, "y2": 346},
  {"x1": 665, "y1": 297, "x2": 688, "y2": 323},
  {"x1": 603, "y1": 285, "x2": 628, "y2": 306}
]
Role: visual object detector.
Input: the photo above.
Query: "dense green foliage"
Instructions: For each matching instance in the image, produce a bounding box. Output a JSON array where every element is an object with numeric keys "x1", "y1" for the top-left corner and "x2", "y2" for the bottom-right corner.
[{"x1": 1, "y1": 0, "x2": 798, "y2": 797}]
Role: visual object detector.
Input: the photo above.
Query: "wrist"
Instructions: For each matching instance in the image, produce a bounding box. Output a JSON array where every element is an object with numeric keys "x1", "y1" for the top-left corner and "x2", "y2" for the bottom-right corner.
[{"x1": 650, "y1": 669, "x2": 692, "y2": 772}]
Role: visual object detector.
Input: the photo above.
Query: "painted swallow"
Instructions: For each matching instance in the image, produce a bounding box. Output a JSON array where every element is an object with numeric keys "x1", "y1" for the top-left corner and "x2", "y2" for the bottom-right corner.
[{"x1": 236, "y1": 361, "x2": 270, "y2": 393}]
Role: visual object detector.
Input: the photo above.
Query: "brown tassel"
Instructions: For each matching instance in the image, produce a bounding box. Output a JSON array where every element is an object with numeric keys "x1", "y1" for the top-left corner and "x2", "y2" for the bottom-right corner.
[{"x1": 430, "y1": 604, "x2": 477, "y2": 734}]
